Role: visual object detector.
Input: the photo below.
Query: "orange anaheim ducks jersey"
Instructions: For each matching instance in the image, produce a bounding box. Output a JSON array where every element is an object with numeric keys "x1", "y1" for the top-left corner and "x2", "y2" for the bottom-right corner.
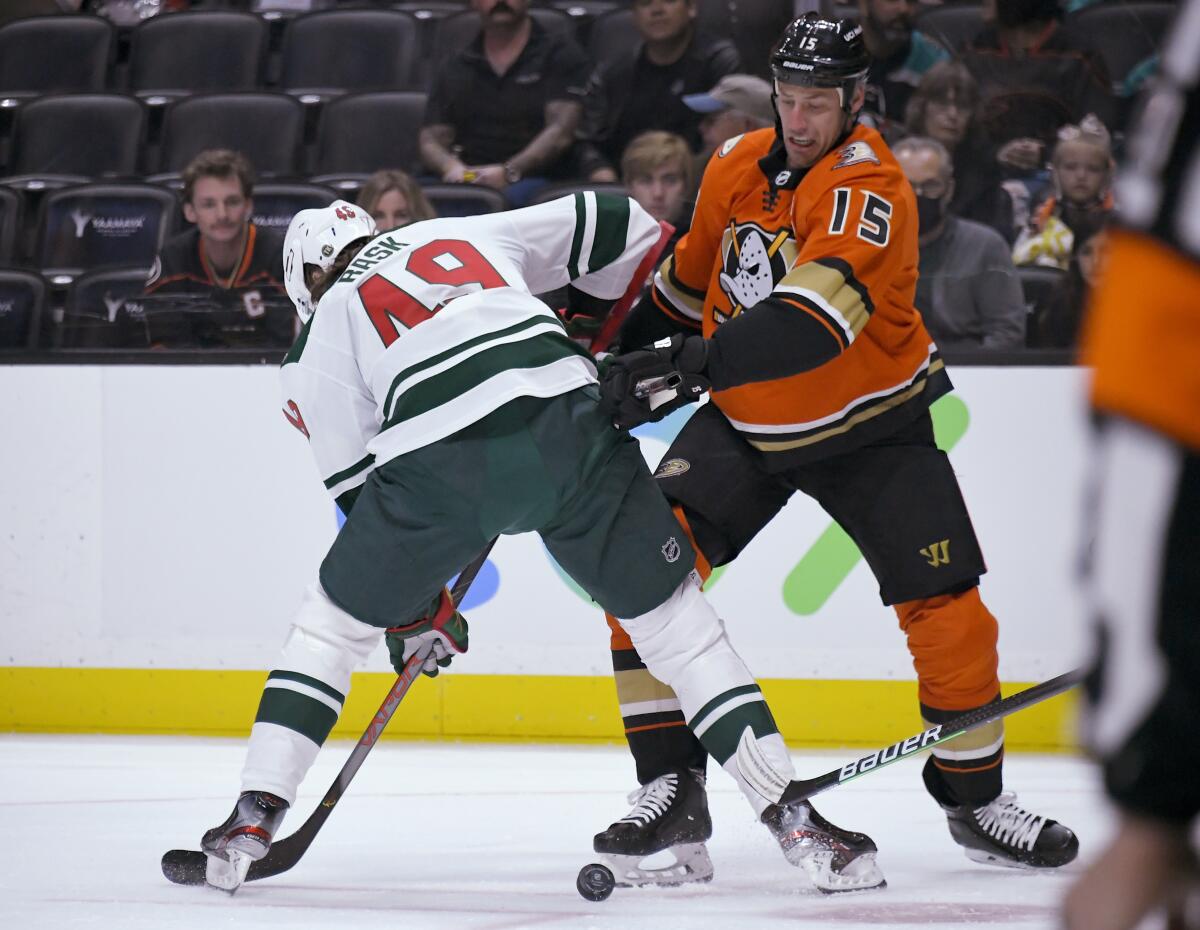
[
  {"x1": 649, "y1": 123, "x2": 950, "y2": 467},
  {"x1": 1083, "y1": 21, "x2": 1200, "y2": 451}
]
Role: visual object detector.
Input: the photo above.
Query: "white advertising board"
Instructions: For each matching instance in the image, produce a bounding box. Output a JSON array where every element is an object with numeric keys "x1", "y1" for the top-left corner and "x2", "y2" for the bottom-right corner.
[{"x1": 0, "y1": 364, "x2": 1091, "y2": 681}]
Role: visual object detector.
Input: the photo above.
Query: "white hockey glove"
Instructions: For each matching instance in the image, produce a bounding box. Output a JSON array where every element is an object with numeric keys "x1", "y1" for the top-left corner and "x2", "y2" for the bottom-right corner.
[{"x1": 385, "y1": 588, "x2": 468, "y2": 678}]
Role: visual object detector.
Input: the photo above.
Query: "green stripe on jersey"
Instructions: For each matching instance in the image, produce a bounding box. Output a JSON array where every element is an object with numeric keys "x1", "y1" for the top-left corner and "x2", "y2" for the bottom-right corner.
[
  {"x1": 697, "y1": 699, "x2": 779, "y2": 766},
  {"x1": 590, "y1": 194, "x2": 631, "y2": 272},
  {"x1": 384, "y1": 332, "x2": 590, "y2": 428},
  {"x1": 382, "y1": 316, "x2": 555, "y2": 418},
  {"x1": 323, "y1": 454, "x2": 376, "y2": 491},
  {"x1": 266, "y1": 669, "x2": 345, "y2": 704},
  {"x1": 569, "y1": 193, "x2": 587, "y2": 280},
  {"x1": 254, "y1": 686, "x2": 339, "y2": 746},
  {"x1": 688, "y1": 683, "x2": 762, "y2": 730}
]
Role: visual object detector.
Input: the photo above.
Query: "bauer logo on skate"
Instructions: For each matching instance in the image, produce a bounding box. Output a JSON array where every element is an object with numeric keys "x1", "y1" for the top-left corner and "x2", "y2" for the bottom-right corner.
[{"x1": 839, "y1": 724, "x2": 942, "y2": 781}]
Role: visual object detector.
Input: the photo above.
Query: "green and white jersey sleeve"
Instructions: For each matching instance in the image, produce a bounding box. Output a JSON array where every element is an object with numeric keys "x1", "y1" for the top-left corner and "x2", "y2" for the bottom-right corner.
[{"x1": 280, "y1": 193, "x2": 660, "y2": 482}]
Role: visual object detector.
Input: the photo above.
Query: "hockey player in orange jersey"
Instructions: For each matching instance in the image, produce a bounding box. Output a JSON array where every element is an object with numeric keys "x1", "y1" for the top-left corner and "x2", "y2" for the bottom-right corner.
[{"x1": 591, "y1": 12, "x2": 1079, "y2": 891}]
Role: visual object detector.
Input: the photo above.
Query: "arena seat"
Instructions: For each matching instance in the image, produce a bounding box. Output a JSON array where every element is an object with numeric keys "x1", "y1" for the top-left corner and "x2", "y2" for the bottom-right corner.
[
  {"x1": 128, "y1": 11, "x2": 267, "y2": 102},
  {"x1": 5, "y1": 94, "x2": 145, "y2": 188},
  {"x1": 280, "y1": 9, "x2": 422, "y2": 99},
  {"x1": 157, "y1": 93, "x2": 306, "y2": 176},
  {"x1": 0, "y1": 15, "x2": 115, "y2": 100},
  {"x1": 0, "y1": 268, "x2": 46, "y2": 349}
]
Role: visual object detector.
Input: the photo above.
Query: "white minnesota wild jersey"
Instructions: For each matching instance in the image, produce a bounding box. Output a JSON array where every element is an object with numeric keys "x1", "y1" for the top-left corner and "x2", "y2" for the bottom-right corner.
[{"x1": 280, "y1": 193, "x2": 661, "y2": 507}]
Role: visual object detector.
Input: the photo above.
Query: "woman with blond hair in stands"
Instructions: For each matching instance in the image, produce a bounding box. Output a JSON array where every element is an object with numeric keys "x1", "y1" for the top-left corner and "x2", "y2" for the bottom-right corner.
[{"x1": 357, "y1": 170, "x2": 437, "y2": 232}]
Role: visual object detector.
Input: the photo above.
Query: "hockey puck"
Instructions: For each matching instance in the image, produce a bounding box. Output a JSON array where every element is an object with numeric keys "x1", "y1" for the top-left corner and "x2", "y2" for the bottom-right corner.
[
  {"x1": 161, "y1": 849, "x2": 210, "y2": 886},
  {"x1": 576, "y1": 863, "x2": 615, "y2": 901}
]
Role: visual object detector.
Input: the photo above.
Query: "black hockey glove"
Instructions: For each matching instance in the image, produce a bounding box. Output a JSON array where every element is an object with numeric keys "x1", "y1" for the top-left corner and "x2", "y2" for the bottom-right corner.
[
  {"x1": 598, "y1": 334, "x2": 710, "y2": 430},
  {"x1": 385, "y1": 588, "x2": 468, "y2": 678}
]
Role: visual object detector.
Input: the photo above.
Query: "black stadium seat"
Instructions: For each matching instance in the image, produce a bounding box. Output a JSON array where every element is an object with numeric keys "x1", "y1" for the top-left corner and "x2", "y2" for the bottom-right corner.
[
  {"x1": 1068, "y1": 1, "x2": 1176, "y2": 90},
  {"x1": 695, "y1": 0, "x2": 792, "y2": 79},
  {"x1": 6, "y1": 94, "x2": 145, "y2": 186},
  {"x1": 914, "y1": 2, "x2": 987, "y2": 53},
  {"x1": 251, "y1": 182, "x2": 337, "y2": 233},
  {"x1": 0, "y1": 269, "x2": 46, "y2": 349},
  {"x1": 34, "y1": 184, "x2": 177, "y2": 282},
  {"x1": 1016, "y1": 264, "x2": 1066, "y2": 346},
  {"x1": 157, "y1": 93, "x2": 306, "y2": 176},
  {"x1": 128, "y1": 11, "x2": 267, "y2": 100},
  {"x1": 280, "y1": 9, "x2": 421, "y2": 98},
  {"x1": 312, "y1": 92, "x2": 428, "y2": 180},
  {"x1": 529, "y1": 181, "x2": 628, "y2": 206},
  {"x1": 587, "y1": 9, "x2": 639, "y2": 66},
  {"x1": 0, "y1": 187, "x2": 20, "y2": 266},
  {"x1": 0, "y1": 15, "x2": 115, "y2": 100},
  {"x1": 419, "y1": 183, "x2": 509, "y2": 217},
  {"x1": 58, "y1": 265, "x2": 154, "y2": 349}
]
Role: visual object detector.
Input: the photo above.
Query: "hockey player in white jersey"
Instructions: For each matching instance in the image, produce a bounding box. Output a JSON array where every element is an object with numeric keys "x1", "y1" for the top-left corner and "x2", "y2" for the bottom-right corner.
[{"x1": 196, "y1": 195, "x2": 884, "y2": 895}]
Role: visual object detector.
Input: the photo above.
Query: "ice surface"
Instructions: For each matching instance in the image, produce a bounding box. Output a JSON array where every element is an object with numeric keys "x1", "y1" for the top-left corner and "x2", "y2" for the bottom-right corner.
[{"x1": 0, "y1": 735, "x2": 1112, "y2": 929}]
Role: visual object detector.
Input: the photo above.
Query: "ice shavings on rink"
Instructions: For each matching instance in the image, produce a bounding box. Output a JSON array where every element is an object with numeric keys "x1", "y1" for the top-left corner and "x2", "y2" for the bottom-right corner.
[{"x1": 0, "y1": 735, "x2": 1111, "y2": 929}]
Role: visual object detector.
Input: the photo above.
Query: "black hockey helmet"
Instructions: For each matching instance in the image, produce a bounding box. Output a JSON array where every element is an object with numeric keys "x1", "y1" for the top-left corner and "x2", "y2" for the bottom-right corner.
[{"x1": 770, "y1": 13, "x2": 869, "y2": 109}]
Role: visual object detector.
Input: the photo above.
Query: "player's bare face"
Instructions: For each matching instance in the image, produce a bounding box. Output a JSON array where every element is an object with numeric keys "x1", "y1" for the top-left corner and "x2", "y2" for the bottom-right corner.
[
  {"x1": 184, "y1": 175, "x2": 251, "y2": 247},
  {"x1": 629, "y1": 163, "x2": 688, "y2": 223},
  {"x1": 775, "y1": 83, "x2": 849, "y2": 169},
  {"x1": 633, "y1": 0, "x2": 694, "y2": 43},
  {"x1": 370, "y1": 188, "x2": 413, "y2": 231}
]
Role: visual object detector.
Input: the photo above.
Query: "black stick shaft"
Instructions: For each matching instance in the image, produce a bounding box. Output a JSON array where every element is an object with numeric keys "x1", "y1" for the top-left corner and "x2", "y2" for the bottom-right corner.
[
  {"x1": 776, "y1": 668, "x2": 1084, "y2": 805},
  {"x1": 162, "y1": 538, "x2": 498, "y2": 886}
]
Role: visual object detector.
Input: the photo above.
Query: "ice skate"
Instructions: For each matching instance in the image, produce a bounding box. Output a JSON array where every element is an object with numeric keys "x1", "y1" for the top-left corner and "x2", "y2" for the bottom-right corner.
[
  {"x1": 200, "y1": 790, "x2": 289, "y2": 892},
  {"x1": 761, "y1": 799, "x2": 887, "y2": 893},
  {"x1": 591, "y1": 768, "x2": 714, "y2": 888},
  {"x1": 940, "y1": 791, "x2": 1079, "y2": 869}
]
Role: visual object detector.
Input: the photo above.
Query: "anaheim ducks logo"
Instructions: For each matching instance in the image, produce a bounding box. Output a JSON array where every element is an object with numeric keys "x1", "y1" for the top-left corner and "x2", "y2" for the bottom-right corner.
[{"x1": 715, "y1": 221, "x2": 797, "y2": 322}]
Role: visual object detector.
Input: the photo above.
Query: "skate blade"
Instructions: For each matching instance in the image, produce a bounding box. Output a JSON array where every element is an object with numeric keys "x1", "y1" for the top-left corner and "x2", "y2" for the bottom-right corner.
[
  {"x1": 963, "y1": 847, "x2": 1036, "y2": 871},
  {"x1": 792, "y1": 850, "x2": 888, "y2": 894},
  {"x1": 600, "y1": 842, "x2": 714, "y2": 888},
  {"x1": 205, "y1": 851, "x2": 252, "y2": 893}
]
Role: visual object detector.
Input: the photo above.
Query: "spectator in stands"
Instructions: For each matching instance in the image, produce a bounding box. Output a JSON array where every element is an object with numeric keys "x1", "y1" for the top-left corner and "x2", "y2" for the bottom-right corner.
[
  {"x1": 962, "y1": 0, "x2": 1115, "y2": 167},
  {"x1": 1013, "y1": 115, "x2": 1113, "y2": 270},
  {"x1": 358, "y1": 170, "x2": 436, "y2": 232},
  {"x1": 418, "y1": 0, "x2": 590, "y2": 208},
  {"x1": 144, "y1": 149, "x2": 291, "y2": 349},
  {"x1": 577, "y1": 0, "x2": 740, "y2": 182},
  {"x1": 682, "y1": 73, "x2": 774, "y2": 191},
  {"x1": 622, "y1": 131, "x2": 693, "y2": 229},
  {"x1": 895, "y1": 136, "x2": 1026, "y2": 350},
  {"x1": 856, "y1": 0, "x2": 950, "y2": 135},
  {"x1": 904, "y1": 60, "x2": 1015, "y2": 242},
  {"x1": 1028, "y1": 214, "x2": 1108, "y2": 349}
]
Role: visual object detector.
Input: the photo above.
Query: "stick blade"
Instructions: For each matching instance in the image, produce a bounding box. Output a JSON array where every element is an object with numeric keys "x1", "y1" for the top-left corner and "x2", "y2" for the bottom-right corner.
[{"x1": 161, "y1": 849, "x2": 209, "y2": 886}]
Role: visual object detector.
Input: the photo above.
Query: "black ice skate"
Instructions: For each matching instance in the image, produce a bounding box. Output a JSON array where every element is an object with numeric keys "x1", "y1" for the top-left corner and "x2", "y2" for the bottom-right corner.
[
  {"x1": 200, "y1": 790, "x2": 289, "y2": 892},
  {"x1": 761, "y1": 799, "x2": 887, "y2": 893},
  {"x1": 941, "y1": 791, "x2": 1079, "y2": 869},
  {"x1": 591, "y1": 768, "x2": 714, "y2": 888}
]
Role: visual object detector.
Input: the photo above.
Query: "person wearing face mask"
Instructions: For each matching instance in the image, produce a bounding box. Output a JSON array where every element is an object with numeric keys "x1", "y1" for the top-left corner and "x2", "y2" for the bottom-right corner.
[
  {"x1": 895, "y1": 136, "x2": 1025, "y2": 350},
  {"x1": 904, "y1": 61, "x2": 1016, "y2": 243}
]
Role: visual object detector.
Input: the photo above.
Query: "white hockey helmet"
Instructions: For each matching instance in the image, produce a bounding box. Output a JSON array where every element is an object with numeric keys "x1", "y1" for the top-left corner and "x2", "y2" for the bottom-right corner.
[{"x1": 283, "y1": 200, "x2": 377, "y2": 322}]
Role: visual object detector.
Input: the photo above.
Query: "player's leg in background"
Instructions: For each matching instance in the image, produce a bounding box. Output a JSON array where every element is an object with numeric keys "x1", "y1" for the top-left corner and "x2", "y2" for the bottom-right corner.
[
  {"x1": 544, "y1": 396, "x2": 884, "y2": 891},
  {"x1": 1063, "y1": 417, "x2": 1200, "y2": 930},
  {"x1": 792, "y1": 410, "x2": 1077, "y2": 869},
  {"x1": 604, "y1": 402, "x2": 790, "y2": 788}
]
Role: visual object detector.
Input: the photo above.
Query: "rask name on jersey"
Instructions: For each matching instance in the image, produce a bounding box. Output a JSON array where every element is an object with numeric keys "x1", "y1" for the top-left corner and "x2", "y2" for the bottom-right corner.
[{"x1": 280, "y1": 193, "x2": 663, "y2": 510}]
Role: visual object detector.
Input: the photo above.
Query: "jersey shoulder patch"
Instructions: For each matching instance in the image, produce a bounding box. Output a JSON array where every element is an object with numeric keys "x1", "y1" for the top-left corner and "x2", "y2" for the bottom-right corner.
[
  {"x1": 833, "y1": 140, "x2": 881, "y2": 170},
  {"x1": 718, "y1": 134, "x2": 745, "y2": 158}
]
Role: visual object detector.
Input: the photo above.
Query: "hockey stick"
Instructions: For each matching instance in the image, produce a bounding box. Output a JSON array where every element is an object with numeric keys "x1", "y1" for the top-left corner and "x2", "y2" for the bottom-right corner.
[
  {"x1": 736, "y1": 668, "x2": 1084, "y2": 807},
  {"x1": 161, "y1": 537, "x2": 498, "y2": 887},
  {"x1": 587, "y1": 219, "x2": 675, "y2": 354}
]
